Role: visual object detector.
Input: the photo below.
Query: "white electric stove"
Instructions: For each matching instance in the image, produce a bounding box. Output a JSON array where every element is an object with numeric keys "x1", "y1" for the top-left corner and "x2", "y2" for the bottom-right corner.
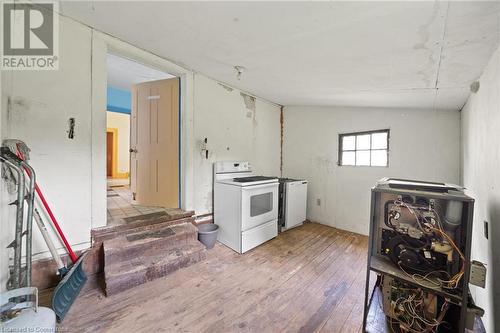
[{"x1": 213, "y1": 161, "x2": 279, "y2": 253}]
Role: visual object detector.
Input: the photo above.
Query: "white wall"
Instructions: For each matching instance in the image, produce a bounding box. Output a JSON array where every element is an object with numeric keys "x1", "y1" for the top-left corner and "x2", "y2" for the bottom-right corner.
[
  {"x1": 0, "y1": 67, "x2": 8, "y2": 291},
  {"x1": 106, "y1": 111, "x2": 130, "y2": 175},
  {"x1": 283, "y1": 106, "x2": 461, "y2": 235},
  {"x1": 192, "y1": 75, "x2": 281, "y2": 215},
  {"x1": 1, "y1": 16, "x2": 93, "y2": 261},
  {"x1": 461, "y1": 46, "x2": 500, "y2": 333}
]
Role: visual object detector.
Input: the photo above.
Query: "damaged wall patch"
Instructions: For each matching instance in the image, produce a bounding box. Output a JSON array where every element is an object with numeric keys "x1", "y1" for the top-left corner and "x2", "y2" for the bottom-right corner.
[
  {"x1": 240, "y1": 92, "x2": 256, "y2": 111},
  {"x1": 219, "y1": 83, "x2": 234, "y2": 92}
]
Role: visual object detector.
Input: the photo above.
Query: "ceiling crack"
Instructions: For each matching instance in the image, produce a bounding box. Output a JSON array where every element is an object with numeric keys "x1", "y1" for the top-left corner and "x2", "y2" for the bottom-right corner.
[{"x1": 434, "y1": 1, "x2": 451, "y2": 89}]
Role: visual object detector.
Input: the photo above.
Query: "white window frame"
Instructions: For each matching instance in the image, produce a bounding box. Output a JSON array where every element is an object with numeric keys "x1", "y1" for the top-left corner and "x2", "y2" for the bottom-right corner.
[{"x1": 338, "y1": 129, "x2": 390, "y2": 167}]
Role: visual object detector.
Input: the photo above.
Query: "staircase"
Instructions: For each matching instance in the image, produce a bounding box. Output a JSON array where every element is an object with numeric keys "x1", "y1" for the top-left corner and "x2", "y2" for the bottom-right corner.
[{"x1": 92, "y1": 211, "x2": 206, "y2": 296}]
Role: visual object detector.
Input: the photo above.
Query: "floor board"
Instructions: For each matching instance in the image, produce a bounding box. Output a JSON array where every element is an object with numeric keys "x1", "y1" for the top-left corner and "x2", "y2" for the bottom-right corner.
[{"x1": 61, "y1": 223, "x2": 370, "y2": 333}]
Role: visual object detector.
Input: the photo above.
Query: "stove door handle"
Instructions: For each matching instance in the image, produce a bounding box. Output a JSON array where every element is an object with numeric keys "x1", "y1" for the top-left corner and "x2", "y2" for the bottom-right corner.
[{"x1": 241, "y1": 183, "x2": 278, "y2": 191}]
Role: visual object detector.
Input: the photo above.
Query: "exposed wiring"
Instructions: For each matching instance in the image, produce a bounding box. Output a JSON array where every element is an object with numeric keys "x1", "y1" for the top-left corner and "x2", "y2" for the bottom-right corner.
[
  {"x1": 391, "y1": 199, "x2": 465, "y2": 289},
  {"x1": 428, "y1": 226, "x2": 465, "y2": 289},
  {"x1": 383, "y1": 198, "x2": 461, "y2": 332},
  {"x1": 391, "y1": 287, "x2": 449, "y2": 333}
]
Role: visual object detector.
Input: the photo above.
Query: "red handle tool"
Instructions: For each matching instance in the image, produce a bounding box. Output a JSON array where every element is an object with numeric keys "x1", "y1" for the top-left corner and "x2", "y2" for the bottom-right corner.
[{"x1": 16, "y1": 146, "x2": 78, "y2": 263}]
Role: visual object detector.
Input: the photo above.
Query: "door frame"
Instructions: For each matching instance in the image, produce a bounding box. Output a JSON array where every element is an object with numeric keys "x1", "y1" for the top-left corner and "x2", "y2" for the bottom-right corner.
[
  {"x1": 91, "y1": 31, "x2": 195, "y2": 230},
  {"x1": 106, "y1": 127, "x2": 118, "y2": 178}
]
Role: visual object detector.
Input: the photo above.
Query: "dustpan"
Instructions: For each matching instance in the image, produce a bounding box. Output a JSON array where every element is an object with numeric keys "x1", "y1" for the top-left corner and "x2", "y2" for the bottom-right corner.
[{"x1": 52, "y1": 253, "x2": 87, "y2": 321}]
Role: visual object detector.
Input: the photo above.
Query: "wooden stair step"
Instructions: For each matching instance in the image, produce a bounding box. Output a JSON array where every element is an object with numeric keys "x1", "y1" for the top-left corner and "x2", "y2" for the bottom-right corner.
[
  {"x1": 91, "y1": 209, "x2": 194, "y2": 243},
  {"x1": 104, "y1": 241, "x2": 206, "y2": 296},
  {"x1": 104, "y1": 222, "x2": 199, "y2": 265},
  {"x1": 93, "y1": 216, "x2": 195, "y2": 244}
]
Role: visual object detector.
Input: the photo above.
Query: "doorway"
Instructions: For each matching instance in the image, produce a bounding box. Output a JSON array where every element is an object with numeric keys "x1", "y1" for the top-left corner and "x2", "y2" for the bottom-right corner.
[
  {"x1": 106, "y1": 128, "x2": 119, "y2": 178},
  {"x1": 106, "y1": 131, "x2": 114, "y2": 177},
  {"x1": 106, "y1": 53, "x2": 179, "y2": 226}
]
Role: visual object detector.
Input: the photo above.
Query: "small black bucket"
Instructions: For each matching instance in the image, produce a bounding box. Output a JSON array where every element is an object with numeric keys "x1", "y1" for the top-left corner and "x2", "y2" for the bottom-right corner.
[{"x1": 197, "y1": 224, "x2": 219, "y2": 249}]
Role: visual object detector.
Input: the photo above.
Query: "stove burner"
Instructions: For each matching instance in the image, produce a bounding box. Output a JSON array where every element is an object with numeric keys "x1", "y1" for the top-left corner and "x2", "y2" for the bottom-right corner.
[{"x1": 232, "y1": 176, "x2": 278, "y2": 183}]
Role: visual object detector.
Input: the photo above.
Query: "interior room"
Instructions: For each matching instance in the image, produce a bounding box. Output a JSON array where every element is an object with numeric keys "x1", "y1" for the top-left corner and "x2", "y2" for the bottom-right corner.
[
  {"x1": 105, "y1": 53, "x2": 177, "y2": 226},
  {"x1": 0, "y1": 1, "x2": 499, "y2": 333}
]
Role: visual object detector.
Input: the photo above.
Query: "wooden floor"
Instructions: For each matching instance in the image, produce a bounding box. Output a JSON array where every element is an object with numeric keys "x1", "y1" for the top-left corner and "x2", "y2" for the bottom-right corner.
[{"x1": 61, "y1": 223, "x2": 370, "y2": 333}]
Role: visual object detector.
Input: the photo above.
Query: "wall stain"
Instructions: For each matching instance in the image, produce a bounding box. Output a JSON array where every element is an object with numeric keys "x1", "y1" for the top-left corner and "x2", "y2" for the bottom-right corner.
[
  {"x1": 219, "y1": 83, "x2": 234, "y2": 92},
  {"x1": 205, "y1": 190, "x2": 213, "y2": 213},
  {"x1": 7, "y1": 96, "x2": 29, "y2": 124},
  {"x1": 6, "y1": 96, "x2": 12, "y2": 121},
  {"x1": 8, "y1": 96, "x2": 46, "y2": 113},
  {"x1": 252, "y1": 105, "x2": 258, "y2": 128},
  {"x1": 315, "y1": 156, "x2": 335, "y2": 174},
  {"x1": 10, "y1": 96, "x2": 30, "y2": 113}
]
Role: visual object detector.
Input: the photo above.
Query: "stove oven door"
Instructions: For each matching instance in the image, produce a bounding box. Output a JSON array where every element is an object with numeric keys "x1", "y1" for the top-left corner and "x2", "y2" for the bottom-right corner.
[{"x1": 241, "y1": 183, "x2": 278, "y2": 231}]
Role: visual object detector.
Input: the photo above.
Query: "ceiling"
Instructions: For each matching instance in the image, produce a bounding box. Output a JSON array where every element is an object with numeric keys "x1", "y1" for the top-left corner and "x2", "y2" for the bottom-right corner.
[
  {"x1": 107, "y1": 53, "x2": 175, "y2": 91},
  {"x1": 62, "y1": 1, "x2": 500, "y2": 110}
]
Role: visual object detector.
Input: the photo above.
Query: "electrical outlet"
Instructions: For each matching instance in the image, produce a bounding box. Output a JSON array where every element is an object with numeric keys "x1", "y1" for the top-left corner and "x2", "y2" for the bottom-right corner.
[
  {"x1": 316, "y1": 198, "x2": 321, "y2": 206},
  {"x1": 484, "y1": 221, "x2": 489, "y2": 239}
]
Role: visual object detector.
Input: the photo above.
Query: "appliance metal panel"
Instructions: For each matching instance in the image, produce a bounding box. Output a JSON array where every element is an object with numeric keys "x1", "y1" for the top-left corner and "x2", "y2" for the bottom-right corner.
[
  {"x1": 233, "y1": 176, "x2": 278, "y2": 183},
  {"x1": 284, "y1": 180, "x2": 308, "y2": 229},
  {"x1": 241, "y1": 219, "x2": 278, "y2": 253},
  {"x1": 241, "y1": 183, "x2": 278, "y2": 231},
  {"x1": 214, "y1": 161, "x2": 251, "y2": 174},
  {"x1": 214, "y1": 182, "x2": 242, "y2": 252}
]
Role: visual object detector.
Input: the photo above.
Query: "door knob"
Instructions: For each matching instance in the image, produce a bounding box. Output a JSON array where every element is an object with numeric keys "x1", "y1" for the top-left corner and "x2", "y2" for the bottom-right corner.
[{"x1": 129, "y1": 148, "x2": 138, "y2": 153}]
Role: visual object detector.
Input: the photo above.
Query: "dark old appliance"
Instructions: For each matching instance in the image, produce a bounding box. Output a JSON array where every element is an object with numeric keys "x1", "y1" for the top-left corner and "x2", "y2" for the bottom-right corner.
[{"x1": 362, "y1": 178, "x2": 483, "y2": 333}]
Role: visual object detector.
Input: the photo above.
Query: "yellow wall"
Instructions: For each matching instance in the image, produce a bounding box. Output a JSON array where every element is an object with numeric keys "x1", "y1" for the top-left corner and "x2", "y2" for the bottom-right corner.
[{"x1": 106, "y1": 111, "x2": 130, "y2": 177}]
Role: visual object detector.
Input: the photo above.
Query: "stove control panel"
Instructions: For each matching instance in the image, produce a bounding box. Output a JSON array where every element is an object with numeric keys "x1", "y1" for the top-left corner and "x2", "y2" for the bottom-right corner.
[{"x1": 214, "y1": 161, "x2": 251, "y2": 174}]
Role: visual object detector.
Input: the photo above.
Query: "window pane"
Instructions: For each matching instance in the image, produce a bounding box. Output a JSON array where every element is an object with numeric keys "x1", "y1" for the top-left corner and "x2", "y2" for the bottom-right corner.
[
  {"x1": 356, "y1": 134, "x2": 370, "y2": 150},
  {"x1": 371, "y1": 150, "x2": 388, "y2": 166},
  {"x1": 342, "y1": 151, "x2": 355, "y2": 165},
  {"x1": 342, "y1": 135, "x2": 355, "y2": 150},
  {"x1": 371, "y1": 132, "x2": 388, "y2": 149},
  {"x1": 356, "y1": 150, "x2": 370, "y2": 166},
  {"x1": 250, "y1": 192, "x2": 273, "y2": 217}
]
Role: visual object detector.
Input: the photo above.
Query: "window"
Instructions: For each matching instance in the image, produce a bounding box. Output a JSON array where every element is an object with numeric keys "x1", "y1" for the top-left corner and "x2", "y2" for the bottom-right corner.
[
  {"x1": 250, "y1": 192, "x2": 273, "y2": 217},
  {"x1": 338, "y1": 129, "x2": 389, "y2": 167}
]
